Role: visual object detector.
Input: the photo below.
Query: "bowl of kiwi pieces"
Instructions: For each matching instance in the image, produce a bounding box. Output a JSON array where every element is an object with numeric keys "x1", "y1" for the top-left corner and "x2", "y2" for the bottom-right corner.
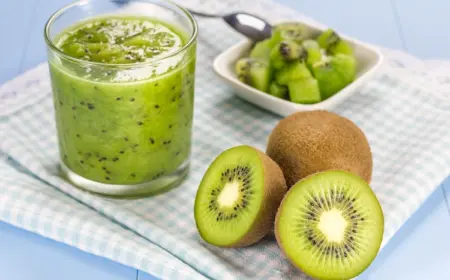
[
  {"x1": 193, "y1": 110, "x2": 384, "y2": 280},
  {"x1": 213, "y1": 21, "x2": 383, "y2": 117}
]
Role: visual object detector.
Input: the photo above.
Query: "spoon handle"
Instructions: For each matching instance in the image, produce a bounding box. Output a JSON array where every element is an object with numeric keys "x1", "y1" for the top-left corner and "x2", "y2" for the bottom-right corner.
[{"x1": 186, "y1": 9, "x2": 222, "y2": 18}]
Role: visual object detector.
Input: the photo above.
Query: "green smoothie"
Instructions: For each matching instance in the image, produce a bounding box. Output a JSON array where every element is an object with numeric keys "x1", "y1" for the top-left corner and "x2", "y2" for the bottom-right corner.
[{"x1": 49, "y1": 16, "x2": 196, "y2": 185}]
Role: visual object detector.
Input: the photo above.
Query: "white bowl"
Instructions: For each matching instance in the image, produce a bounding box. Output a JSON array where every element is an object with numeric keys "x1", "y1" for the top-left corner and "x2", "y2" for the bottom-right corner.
[{"x1": 213, "y1": 20, "x2": 384, "y2": 117}]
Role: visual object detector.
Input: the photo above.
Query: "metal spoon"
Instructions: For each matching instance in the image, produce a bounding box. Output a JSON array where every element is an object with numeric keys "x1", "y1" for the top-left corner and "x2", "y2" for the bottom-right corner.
[{"x1": 187, "y1": 9, "x2": 273, "y2": 42}]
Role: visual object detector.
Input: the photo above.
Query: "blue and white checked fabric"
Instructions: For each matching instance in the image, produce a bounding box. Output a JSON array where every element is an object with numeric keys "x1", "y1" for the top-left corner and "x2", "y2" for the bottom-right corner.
[{"x1": 0, "y1": 0, "x2": 449, "y2": 279}]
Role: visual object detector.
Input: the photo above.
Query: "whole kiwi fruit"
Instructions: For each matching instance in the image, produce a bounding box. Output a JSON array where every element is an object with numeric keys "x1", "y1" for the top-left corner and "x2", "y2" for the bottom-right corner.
[{"x1": 266, "y1": 110, "x2": 372, "y2": 187}]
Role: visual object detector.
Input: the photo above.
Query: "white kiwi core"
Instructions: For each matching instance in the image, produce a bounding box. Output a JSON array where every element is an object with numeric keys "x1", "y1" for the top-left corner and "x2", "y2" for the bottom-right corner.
[
  {"x1": 217, "y1": 181, "x2": 240, "y2": 207},
  {"x1": 318, "y1": 208, "x2": 348, "y2": 242}
]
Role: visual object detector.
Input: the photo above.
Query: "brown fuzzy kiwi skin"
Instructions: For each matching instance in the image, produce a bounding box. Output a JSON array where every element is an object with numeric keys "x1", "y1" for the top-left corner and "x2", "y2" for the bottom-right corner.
[
  {"x1": 226, "y1": 146, "x2": 288, "y2": 248},
  {"x1": 266, "y1": 110, "x2": 373, "y2": 187}
]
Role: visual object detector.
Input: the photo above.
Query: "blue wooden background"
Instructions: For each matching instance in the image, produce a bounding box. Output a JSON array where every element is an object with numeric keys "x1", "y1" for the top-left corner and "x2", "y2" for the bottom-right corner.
[{"x1": 1, "y1": 0, "x2": 450, "y2": 279}]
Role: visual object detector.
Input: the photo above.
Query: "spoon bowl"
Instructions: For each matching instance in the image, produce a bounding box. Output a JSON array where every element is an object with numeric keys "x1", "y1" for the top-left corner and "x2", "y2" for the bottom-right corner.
[{"x1": 187, "y1": 9, "x2": 273, "y2": 42}]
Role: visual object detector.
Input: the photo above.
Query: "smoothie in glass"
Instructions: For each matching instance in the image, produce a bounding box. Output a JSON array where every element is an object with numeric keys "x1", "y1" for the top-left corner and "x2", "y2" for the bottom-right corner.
[{"x1": 45, "y1": 1, "x2": 197, "y2": 196}]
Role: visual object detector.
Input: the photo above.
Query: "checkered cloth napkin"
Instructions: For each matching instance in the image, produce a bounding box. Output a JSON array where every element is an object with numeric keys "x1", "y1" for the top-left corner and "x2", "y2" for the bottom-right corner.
[{"x1": 1, "y1": 0, "x2": 449, "y2": 279}]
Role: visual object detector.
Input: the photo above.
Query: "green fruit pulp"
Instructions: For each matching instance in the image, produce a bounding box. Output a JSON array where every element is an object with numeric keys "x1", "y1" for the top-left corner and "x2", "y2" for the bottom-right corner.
[
  {"x1": 275, "y1": 62, "x2": 312, "y2": 85},
  {"x1": 249, "y1": 61, "x2": 272, "y2": 92},
  {"x1": 276, "y1": 170, "x2": 384, "y2": 280},
  {"x1": 333, "y1": 54, "x2": 357, "y2": 83},
  {"x1": 270, "y1": 22, "x2": 308, "y2": 45},
  {"x1": 194, "y1": 146, "x2": 264, "y2": 247},
  {"x1": 270, "y1": 45, "x2": 289, "y2": 70},
  {"x1": 57, "y1": 16, "x2": 184, "y2": 64},
  {"x1": 302, "y1": 40, "x2": 322, "y2": 69},
  {"x1": 317, "y1": 29, "x2": 336, "y2": 49},
  {"x1": 317, "y1": 28, "x2": 353, "y2": 56},
  {"x1": 235, "y1": 23, "x2": 358, "y2": 105},
  {"x1": 50, "y1": 15, "x2": 196, "y2": 184},
  {"x1": 305, "y1": 48, "x2": 322, "y2": 69},
  {"x1": 330, "y1": 41, "x2": 353, "y2": 56},
  {"x1": 269, "y1": 81, "x2": 288, "y2": 99},
  {"x1": 288, "y1": 78, "x2": 321, "y2": 104},
  {"x1": 312, "y1": 54, "x2": 356, "y2": 99},
  {"x1": 249, "y1": 39, "x2": 272, "y2": 62},
  {"x1": 235, "y1": 58, "x2": 252, "y2": 83}
]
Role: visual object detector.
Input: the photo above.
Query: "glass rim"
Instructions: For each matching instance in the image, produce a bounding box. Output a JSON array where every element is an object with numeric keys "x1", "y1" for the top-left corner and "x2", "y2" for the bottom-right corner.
[{"x1": 44, "y1": 0, "x2": 198, "y2": 68}]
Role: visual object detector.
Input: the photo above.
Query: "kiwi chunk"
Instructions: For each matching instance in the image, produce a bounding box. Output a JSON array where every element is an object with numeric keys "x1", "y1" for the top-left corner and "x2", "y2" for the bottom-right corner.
[
  {"x1": 269, "y1": 81, "x2": 288, "y2": 99},
  {"x1": 249, "y1": 39, "x2": 272, "y2": 62},
  {"x1": 312, "y1": 54, "x2": 356, "y2": 99},
  {"x1": 194, "y1": 145, "x2": 287, "y2": 248},
  {"x1": 235, "y1": 58, "x2": 272, "y2": 92},
  {"x1": 249, "y1": 60, "x2": 272, "y2": 92},
  {"x1": 270, "y1": 45, "x2": 289, "y2": 70},
  {"x1": 302, "y1": 40, "x2": 322, "y2": 69},
  {"x1": 65, "y1": 43, "x2": 87, "y2": 58},
  {"x1": 271, "y1": 22, "x2": 309, "y2": 45},
  {"x1": 270, "y1": 41, "x2": 306, "y2": 70},
  {"x1": 317, "y1": 28, "x2": 353, "y2": 56},
  {"x1": 235, "y1": 57, "x2": 253, "y2": 84},
  {"x1": 278, "y1": 41, "x2": 305, "y2": 61},
  {"x1": 275, "y1": 170, "x2": 384, "y2": 280},
  {"x1": 275, "y1": 62, "x2": 312, "y2": 85},
  {"x1": 288, "y1": 78, "x2": 321, "y2": 104}
]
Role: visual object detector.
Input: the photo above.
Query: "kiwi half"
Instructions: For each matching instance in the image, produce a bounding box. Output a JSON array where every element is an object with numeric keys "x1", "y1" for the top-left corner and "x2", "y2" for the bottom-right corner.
[
  {"x1": 194, "y1": 145, "x2": 287, "y2": 247},
  {"x1": 275, "y1": 170, "x2": 384, "y2": 280},
  {"x1": 266, "y1": 110, "x2": 372, "y2": 187}
]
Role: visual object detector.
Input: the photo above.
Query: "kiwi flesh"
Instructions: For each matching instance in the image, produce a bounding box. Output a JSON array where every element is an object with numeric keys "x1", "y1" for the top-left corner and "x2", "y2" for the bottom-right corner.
[
  {"x1": 275, "y1": 62, "x2": 312, "y2": 85},
  {"x1": 270, "y1": 41, "x2": 305, "y2": 70},
  {"x1": 270, "y1": 45, "x2": 289, "y2": 70},
  {"x1": 317, "y1": 28, "x2": 353, "y2": 56},
  {"x1": 235, "y1": 58, "x2": 272, "y2": 92},
  {"x1": 302, "y1": 39, "x2": 322, "y2": 69},
  {"x1": 235, "y1": 57, "x2": 252, "y2": 84},
  {"x1": 249, "y1": 60, "x2": 272, "y2": 92},
  {"x1": 194, "y1": 145, "x2": 287, "y2": 247},
  {"x1": 279, "y1": 41, "x2": 305, "y2": 61},
  {"x1": 275, "y1": 170, "x2": 384, "y2": 280},
  {"x1": 269, "y1": 81, "x2": 288, "y2": 99},
  {"x1": 312, "y1": 54, "x2": 356, "y2": 99},
  {"x1": 287, "y1": 78, "x2": 321, "y2": 104},
  {"x1": 271, "y1": 22, "x2": 309, "y2": 45},
  {"x1": 250, "y1": 39, "x2": 272, "y2": 63},
  {"x1": 266, "y1": 110, "x2": 373, "y2": 187}
]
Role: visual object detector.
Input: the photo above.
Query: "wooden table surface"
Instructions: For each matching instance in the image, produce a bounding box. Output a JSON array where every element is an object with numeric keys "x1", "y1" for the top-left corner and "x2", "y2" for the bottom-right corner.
[{"x1": 1, "y1": 0, "x2": 450, "y2": 279}]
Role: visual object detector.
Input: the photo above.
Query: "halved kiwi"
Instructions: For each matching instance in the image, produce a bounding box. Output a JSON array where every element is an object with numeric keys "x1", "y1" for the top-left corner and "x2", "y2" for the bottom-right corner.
[
  {"x1": 275, "y1": 170, "x2": 384, "y2": 280},
  {"x1": 194, "y1": 145, "x2": 287, "y2": 247}
]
